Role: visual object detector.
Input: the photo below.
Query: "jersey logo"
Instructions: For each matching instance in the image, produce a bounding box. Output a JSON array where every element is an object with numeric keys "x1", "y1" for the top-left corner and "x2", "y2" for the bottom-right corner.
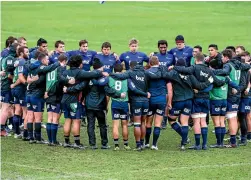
[
  {"x1": 104, "y1": 65, "x2": 111, "y2": 69},
  {"x1": 114, "y1": 114, "x2": 120, "y2": 118},
  {"x1": 159, "y1": 62, "x2": 167, "y2": 66},
  {"x1": 136, "y1": 75, "x2": 144, "y2": 81},
  {"x1": 126, "y1": 56, "x2": 130, "y2": 59},
  {"x1": 83, "y1": 60, "x2": 90, "y2": 64},
  {"x1": 99, "y1": 78, "x2": 105, "y2": 83},
  {"x1": 138, "y1": 56, "x2": 143, "y2": 59},
  {"x1": 179, "y1": 74, "x2": 188, "y2": 80},
  {"x1": 33, "y1": 105, "x2": 37, "y2": 109},
  {"x1": 200, "y1": 71, "x2": 209, "y2": 78},
  {"x1": 54, "y1": 57, "x2": 58, "y2": 60},
  {"x1": 7, "y1": 59, "x2": 12, "y2": 65},
  {"x1": 135, "y1": 108, "x2": 141, "y2": 113},
  {"x1": 70, "y1": 112, "x2": 76, "y2": 116},
  {"x1": 40, "y1": 66, "x2": 45, "y2": 69}
]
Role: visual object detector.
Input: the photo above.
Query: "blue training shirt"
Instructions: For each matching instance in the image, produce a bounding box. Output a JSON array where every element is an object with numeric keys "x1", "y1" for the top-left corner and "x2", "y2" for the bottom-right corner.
[
  {"x1": 168, "y1": 46, "x2": 193, "y2": 66},
  {"x1": 120, "y1": 51, "x2": 149, "y2": 70}
]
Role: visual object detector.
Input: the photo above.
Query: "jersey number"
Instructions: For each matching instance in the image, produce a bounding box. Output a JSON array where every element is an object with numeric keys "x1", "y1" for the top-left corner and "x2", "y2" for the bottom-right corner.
[
  {"x1": 115, "y1": 81, "x2": 122, "y2": 91},
  {"x1": 47, "y1": 71, "x2": 56, "y2": 81},
  {"x1": 235, "y1": 70, "x2": 241, "y2": 81}
]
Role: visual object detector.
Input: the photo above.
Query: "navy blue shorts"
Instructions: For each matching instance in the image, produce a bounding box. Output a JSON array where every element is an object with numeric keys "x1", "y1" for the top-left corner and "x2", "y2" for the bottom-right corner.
[
  {"x1": 0, "y1": 91, "x2": 12, "y2": 103},
  {"x1": 26, "y1": 96, "x2": 44, "y2": 112},
  {"x1": 239, "y1": 98, "x2": 251, "y2": 114},
  {"x1": 131, "y1": 102, "x2": 149, "y2": 116},
  {"x1": 192, "y1": 98, "x2": 210, "y2": 114},
  {"x1": 227, "y1": 98, "x2": 240, "y2": 112},
  {"x1": 46, "y1": 103, "x2": 61, "y2": 114},
  {"x1": 170, "y1": 100, "x2": 192, "y2": 116},
  {"x1": 112, "y1": 108, "x2": 129, "y2": 120},
  {"x1": 147, "y1": 103, "x2": 166, "y2": 116},
  {"x1": 62, "y1": 102, "x2": 82, "y2": 119},
  {"x1": 11, "y1": 88, "x2": 26, "y2": 106},
  {"x1": 210, "y1": 100, "x2": 227, "y2": 116},
  {"x1": 80, "y1": 104, "x2": 86, "y2": 118}
]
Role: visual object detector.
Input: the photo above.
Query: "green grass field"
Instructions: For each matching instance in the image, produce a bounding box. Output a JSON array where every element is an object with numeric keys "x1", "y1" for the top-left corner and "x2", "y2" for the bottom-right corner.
[{"x1": 1, "y1": 1, "x2": 251, "y2": 180}]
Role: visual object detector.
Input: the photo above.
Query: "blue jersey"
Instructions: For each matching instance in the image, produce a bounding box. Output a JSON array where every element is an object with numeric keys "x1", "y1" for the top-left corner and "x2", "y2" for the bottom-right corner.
[
  {"x1": 1, "y1": 48, "x2": 10, "y2": 58},
  {"x1": 153, "y1": 52, "x2": 175, "y2": 67},
  {"x1": 147, "y1": 67, "x2": 167, "y2": 104},
  {"x1": 169, "y1": 46, "x2": 193, "y2": 66},
  {"x1": 120, "y1": 51, "x2": 149, "y2": 70},
  {"x1": 68, "y1": 50, "x2": 97, "y2": 71},
  {"x1": 13, "y1": 58, "x2": 28, "y2": 90},
  {"x1": 94, "y1": 53, "x2": 120, "y2": 73}
]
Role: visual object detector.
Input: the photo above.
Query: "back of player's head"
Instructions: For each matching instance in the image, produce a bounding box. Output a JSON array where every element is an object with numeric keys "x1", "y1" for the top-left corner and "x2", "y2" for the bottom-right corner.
[
  {"x1": 69, "y1": 55, "x2": 82, "y2": 68},
  {"x1": 17, "y1": 46, "x2": 28, "y2": 57},
  {"x1": 129, "y1": 61, "x2": 138, "y2": 69},
  {"x1": 176, "y1": 58, "x2": 186, "y2": 66},
  {"x1": 17, "y1": 37, "x2": 26, "y2": 43},
  {"x1": 209, "y1": 59, "x2": 219, "y2": 69},
  {"x1": 58, "y1": 54, "x2": 68, "y2": 63},
  {"x1": 195, "y1": 53, "x2": 205, "y2": 62},
  {"x1": 129, "y1": 38, "x2": 139, "y2": 46},
  {"x1": 208, "y1": 44, "x2": 218, "y2": 50},
  {"x1": 194, "y1": 45, "x2": 202, "y2": 52},
  {"x1": 101, "y1": 42, "x2": 111, "y2": 49},
  {"x1": 37, "y1": 52, "x2": 47, "y2": 61},
  {"x1": 222, "y1": 49, "x2": 233, "y2": 59},
  {"x1": 175, "y1": 35, "x2": 184, "y2": 43},
  {"x1": 55, "y1": 40, "x2": 65, "y2": 48},
  {"x1": 158, "y1": 40, "x2": 168, "y2": 47},
  {"x1": 114, "y1": 63, "x2": 123, "y2": 73},
  {"x1": 5, "y1": 36, "x2": 16, "y2": 48},
  {"x1": 79, "y1": 39, "x2": 88, "y2": 47},
  {"x1": 34, "y1": 50, "x2": 43, "y2": 59},
  {"x1": 226, "y1": 46, "x2": 235, "y2": 53},
  {"x1": 92, "y1": 58, "x2": 104, "y2": 69},
  {"x1": 149, "y1": 56, "x2": 159, "y2": 66},
  {"x1": 236, "y1": 45, "x2": 245, "y2": 51},
  {"x1": 240, "y1": 51, "x2": 250, "y2": 57},
  {"x1": 37, "y1": 38, "x2": 47, "y2": 46}
]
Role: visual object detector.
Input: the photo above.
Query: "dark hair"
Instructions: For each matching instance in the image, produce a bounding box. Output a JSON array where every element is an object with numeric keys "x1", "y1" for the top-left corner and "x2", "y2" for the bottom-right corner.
[
  {"x1": 114, "y1": 63, "x2": 123, "y2": 73},
  {"x1": 240, "y1": 51, "x2": 250, "y2": 57},
  {"x1": 34, "y1": 51, "x2": 43, "y2": 59},
  {"x1": 158, "y1": 40, "x2": 168, "y2": 47},
  {"x1": 37, "y1": 38, "x2": 47, "y2": 46},
  {"x1": 69, "y1": 55, "x2": 82, "y2": 68},
  {"x1": 129, "y1": 61, "x2": 138, "y2": 69},
  {"x1": 79, "y1": 39, "x2": 88, "y2": 47},
  {"x1": 92, "y1": 58, "x2": 103, "y2": 69},
  {"x1": 17, "y1": 46, "x2": 28, "y2": 56},
  {"x1": 176, "y1": 58, "x2": 186, "y2": 66},
  {"x1": 226, "y1": 46, "x2": 235, "y2": 53},
  {"x1": 222, "y1": 49, "x2": 233, "y2": 59},
  {"x1": 208, "y1": 44, "x2": 218, "y2": 50},
  {"x1": 101, "y1": 42, "x2": 111, "y2": 49},
  {"x1": 194, "y1": 45, "x2": 202, "y2": 52},
  {"x1": 37, "y1": 52, "x2": 47, "y2": 61},
  {"x1": 55, "y1": 40, "x2": 65, "y2": 48},
  {"x1": 5, "y1": 36, "x2": 15, "y2": 48},
  {"x1": 58, "y1": 54, "x2": 68, "y2": 62},
  {"x1": 195, "y1": 53, "x2": 205, "y2": 62}
]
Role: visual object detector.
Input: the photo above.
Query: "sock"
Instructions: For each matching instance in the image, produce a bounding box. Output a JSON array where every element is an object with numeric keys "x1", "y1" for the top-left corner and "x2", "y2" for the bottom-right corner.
[
  {"x1": 35, "y1": 122, "x2": 42, "y2": 141},
  {"x1": 123, "y1": 139, "x2": 128, "y2": 146},
  {"x1": 163, "y1": 116, "x2": 167, "y2": 125},
  {"x1": 247, "y1": 132, "x2": 251, "y2": 140},
  {"x1": 181, "y1": 126, "x2": 189, "y2": 145},
  {"x1": 8, "y1": 117, "x2": 13, "y2": 126},
  {"x1": 194, "y1": 134, "x2": 201, "y2": 146},
  {"x1": 51, "y1": 123, "x2": 58, "y2": 143},
  {"x1": 64, "y1": 136, "x2": 70, "y2": 144},
  {"x1": 140, "y1": 139, "x2": 144, "y2": 146},
  {"x1": 27, "y1": 123, "x2": 34, "y2": 140},
  {"x1": 13, "y1": 115, "x2": 21, "y2": 134},
  {"x1": 74, "y1": 135, "x2": 80, "y2": 145},
  {"x1": 145, "y1": 127, "x2": 152, "y2": 145},
  {"x1": 220, "y1": 127, "x2": 226, "y2": 145},
  {"x1": 136, "y1": 141, "x2": 141, "y2": 148},
  {"x1": 46, "y1": 123, "x2": 52, "y2": 143},
  {"x1": 23, "y1": 129, "x2": 28, "y2": 138},
  {"x1": 241, "y1": 135, "x2": 247, "y2": 143},
  {"x1": 171, "y1": 122, "x2": 182, "y2": 137},
  {"x1": 114, "y1": 138, "x2": 119, "y2": 147},
  {"x1": 230, "y1": 135, "x2": 236, "y2": 145},
  {"x1": 215, "y1": 127, "x2": 221, "y2": 145},
  {"x1": 152, "y1": 127, "x2": 161, "y2": 146},
  {"x1": 201, "y1": 127, "x2": 208, "y2": 147}
]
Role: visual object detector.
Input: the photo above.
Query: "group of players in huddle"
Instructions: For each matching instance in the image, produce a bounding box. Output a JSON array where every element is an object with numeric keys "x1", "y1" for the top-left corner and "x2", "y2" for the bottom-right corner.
[{"x1": 1, "y1": 35, "x2": 251, "y2": 151}]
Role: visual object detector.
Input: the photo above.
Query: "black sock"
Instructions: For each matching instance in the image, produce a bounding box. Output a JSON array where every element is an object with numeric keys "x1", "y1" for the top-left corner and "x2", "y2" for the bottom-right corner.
[
  {"x1": 74, "y1": 135, "x2": 80, "y2": 145},
  {"x1": 35, "y1": 122, "x2": 41, "y2": 141},
  {"x1": 123, "y1": 139, "x2": 128, "y2": 146},
  {"x1": 27, "y1": 123, "x2": 34, "y2": 140},
  {"x1": 64, "y1": 136, "x2": 70, "y2": 144}
]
